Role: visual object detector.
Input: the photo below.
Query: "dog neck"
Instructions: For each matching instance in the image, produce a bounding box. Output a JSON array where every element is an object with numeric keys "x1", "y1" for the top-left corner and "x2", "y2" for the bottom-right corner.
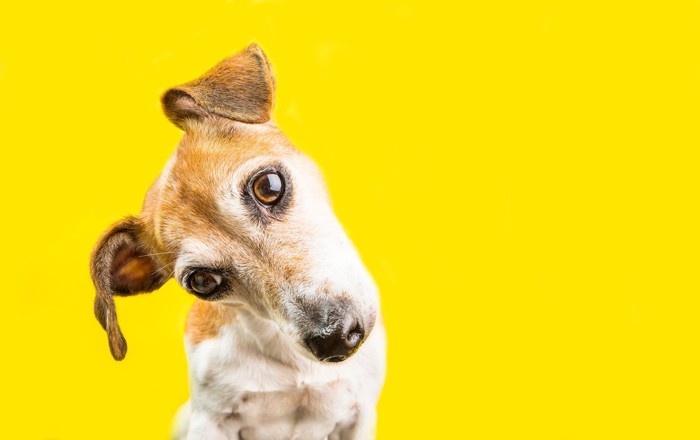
[
  {"x1": 187, "y1": 301, "x2": 318, "y2": 370},
  {"x1": 237, "y1": 307, "x2": 313, "y2": 366}
]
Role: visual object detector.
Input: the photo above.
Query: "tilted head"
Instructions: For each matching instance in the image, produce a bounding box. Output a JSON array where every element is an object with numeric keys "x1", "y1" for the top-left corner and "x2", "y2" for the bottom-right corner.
[{"x1": 90, "y1": 44, "x2": 379, "y2": 362}]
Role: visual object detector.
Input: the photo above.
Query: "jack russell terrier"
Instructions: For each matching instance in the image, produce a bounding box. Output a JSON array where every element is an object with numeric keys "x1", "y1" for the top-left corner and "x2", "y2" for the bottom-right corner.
[{"x1": 89, "y1": 44, "x2": 386, "y2": 440}]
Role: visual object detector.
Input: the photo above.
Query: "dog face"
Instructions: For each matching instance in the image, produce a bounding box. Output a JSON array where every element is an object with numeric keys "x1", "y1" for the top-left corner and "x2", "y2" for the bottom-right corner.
[{"x1": 90, "y1": 44, "x2": 379, "y2": 362}]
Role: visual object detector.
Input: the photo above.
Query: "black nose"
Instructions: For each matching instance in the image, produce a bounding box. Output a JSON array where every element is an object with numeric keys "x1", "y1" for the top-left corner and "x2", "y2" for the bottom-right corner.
[{"x1": 304, "y1": 315, "x2": 365, "y2": 362}]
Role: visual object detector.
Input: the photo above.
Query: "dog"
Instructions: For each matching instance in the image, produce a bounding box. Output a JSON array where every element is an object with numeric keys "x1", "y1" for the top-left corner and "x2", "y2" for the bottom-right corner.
[{"x1": 89, "y1": 44, "x2": 386, "y2": 440}]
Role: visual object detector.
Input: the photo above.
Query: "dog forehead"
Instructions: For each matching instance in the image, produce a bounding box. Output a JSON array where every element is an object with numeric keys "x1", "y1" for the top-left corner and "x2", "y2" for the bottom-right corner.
[
  {"x1": 171, "y1": 122, "x2": 295, "y2": 180},
  {"x1": 144, "y1": 122, "x2": 308, "y2": 248}
]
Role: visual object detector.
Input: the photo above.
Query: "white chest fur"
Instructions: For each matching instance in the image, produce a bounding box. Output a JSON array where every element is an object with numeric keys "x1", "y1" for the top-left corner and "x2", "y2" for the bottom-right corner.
[{"x1": 182, "y1": 312, "x2": 386, "y2": 440}]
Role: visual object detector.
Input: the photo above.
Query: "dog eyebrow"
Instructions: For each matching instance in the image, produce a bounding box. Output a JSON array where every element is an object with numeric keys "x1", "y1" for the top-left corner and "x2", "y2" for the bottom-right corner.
[{"x1": 174, "y1": 239, "x2": 219, "y2": 275}]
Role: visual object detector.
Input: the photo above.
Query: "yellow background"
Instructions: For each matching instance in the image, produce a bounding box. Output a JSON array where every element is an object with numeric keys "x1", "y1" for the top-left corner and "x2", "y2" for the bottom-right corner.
[{"x1": 1, "y1": 0, "x2": 700, "y2": 438}]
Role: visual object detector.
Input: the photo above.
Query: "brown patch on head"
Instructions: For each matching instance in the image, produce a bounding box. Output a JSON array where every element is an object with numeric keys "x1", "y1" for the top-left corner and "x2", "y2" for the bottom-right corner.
[
  {"x1": 144, "y1": 121, "x2": 299, "y2": 246},
  {"x1": 185, "y1": 300, "x2": 239, "y2": 344},
  {"x1": 138, "y1": 121, "x2": 318, "y2": 325}
]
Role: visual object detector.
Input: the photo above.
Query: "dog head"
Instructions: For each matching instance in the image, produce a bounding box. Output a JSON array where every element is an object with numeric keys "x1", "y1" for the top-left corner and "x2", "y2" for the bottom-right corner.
[{"x1": 90, "y1": 44, "x2": 379, "y2": 362}]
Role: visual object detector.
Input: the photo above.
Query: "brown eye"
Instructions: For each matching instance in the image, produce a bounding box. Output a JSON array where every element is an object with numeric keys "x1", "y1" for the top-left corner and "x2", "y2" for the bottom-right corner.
[
  {"x1": 253, "y1": 172, "x2": 284, "y2": 205},
  {"x1": 188, "y1": 270, "x2": 222, "y2": 297}
]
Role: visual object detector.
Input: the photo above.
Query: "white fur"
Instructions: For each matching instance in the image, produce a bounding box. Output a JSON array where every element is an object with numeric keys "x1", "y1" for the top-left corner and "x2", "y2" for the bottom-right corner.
[{"x1": 174, "y1": 309, "x2": 386, "y2": 440}]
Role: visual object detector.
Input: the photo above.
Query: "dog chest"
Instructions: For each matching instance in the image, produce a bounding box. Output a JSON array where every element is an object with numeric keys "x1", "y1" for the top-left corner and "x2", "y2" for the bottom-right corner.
[
  {"x1": 229, "y1": 379, "x2": 358, "y2": 440},
  {"x1": 200, "y1": 371, "x2": 360, "y2": 440},
  {"x1": 191, "y1": 345, "x2": 361, "y2": 439}
]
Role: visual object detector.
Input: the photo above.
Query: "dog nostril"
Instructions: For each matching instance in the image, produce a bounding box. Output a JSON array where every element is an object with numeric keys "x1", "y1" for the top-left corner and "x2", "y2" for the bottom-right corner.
[
  {"x1": 304, "y1": 315, "x2": 365, "y2": 362},
  {"x1": 344, "y1": 321, "x2": 364, "y2": 349}
]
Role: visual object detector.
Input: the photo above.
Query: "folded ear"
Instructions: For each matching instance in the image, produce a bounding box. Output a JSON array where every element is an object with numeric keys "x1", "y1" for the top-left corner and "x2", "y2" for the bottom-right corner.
[
  {"x1": 162, "y1": 43, "x2": 276, "y2": 129},
  {"x1": 90, "y1": 217, "x2": 169, "y2": 360}
]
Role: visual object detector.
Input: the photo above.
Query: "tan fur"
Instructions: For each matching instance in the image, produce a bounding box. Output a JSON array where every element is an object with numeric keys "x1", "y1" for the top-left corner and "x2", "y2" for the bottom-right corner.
[
  {"x1": 143, "y1": 121, "x2": 297, "y2": 247},
  {"x1": 185, "y1": 301, "x2": 239, "y2": 345}
]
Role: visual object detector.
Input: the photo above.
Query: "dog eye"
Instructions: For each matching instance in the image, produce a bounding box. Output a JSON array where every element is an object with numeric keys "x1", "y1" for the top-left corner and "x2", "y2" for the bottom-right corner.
[
  {"x1": 252, "y1": 172, "x2": 284, "y2": 205},
  {"x1": 187, "y1": 270, "x2": 223, "y2": 297}
]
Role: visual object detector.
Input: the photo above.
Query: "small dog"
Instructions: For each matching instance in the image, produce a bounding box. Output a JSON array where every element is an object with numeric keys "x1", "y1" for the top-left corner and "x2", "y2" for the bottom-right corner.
[{"x1": 89, "y1": 44, "x2": 386, "y2": 440}]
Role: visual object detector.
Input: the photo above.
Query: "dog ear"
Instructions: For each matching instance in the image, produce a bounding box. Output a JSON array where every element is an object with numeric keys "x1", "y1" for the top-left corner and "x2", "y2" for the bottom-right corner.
[
  {"x1": 162, "y1": 43, "x2": 276, "y2": 129},
  {"x1": 90, "y1": 217, "x2": 169, "y2": 360}
]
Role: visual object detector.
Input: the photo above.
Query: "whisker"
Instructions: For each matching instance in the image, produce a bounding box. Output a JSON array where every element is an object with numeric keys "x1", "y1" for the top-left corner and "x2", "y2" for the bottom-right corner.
[
  {"x1": 164, "y1": 267, "x2": 177, "y2": 280},
  {"x1": 153, "y1": 260, "x2": 176, "y2": 276},
  {"x1": 141, "y1": 251, "x2": 178, "y2": 258}
]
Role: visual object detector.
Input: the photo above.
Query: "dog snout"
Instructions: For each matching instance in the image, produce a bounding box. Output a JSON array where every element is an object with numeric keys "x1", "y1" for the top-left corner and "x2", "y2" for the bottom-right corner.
[{"x1": 304, "y1": 314, "x2": 365, "y2": 362}]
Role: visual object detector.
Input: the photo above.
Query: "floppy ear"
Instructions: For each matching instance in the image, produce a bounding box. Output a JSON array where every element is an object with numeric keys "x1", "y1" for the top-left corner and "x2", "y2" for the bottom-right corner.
[
  {"x1": 162, "y1": 43, "x2": 276, "y2": 129},
  {"x1": 90, "y1": 217, "x2": 169, "y2": 360}
]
